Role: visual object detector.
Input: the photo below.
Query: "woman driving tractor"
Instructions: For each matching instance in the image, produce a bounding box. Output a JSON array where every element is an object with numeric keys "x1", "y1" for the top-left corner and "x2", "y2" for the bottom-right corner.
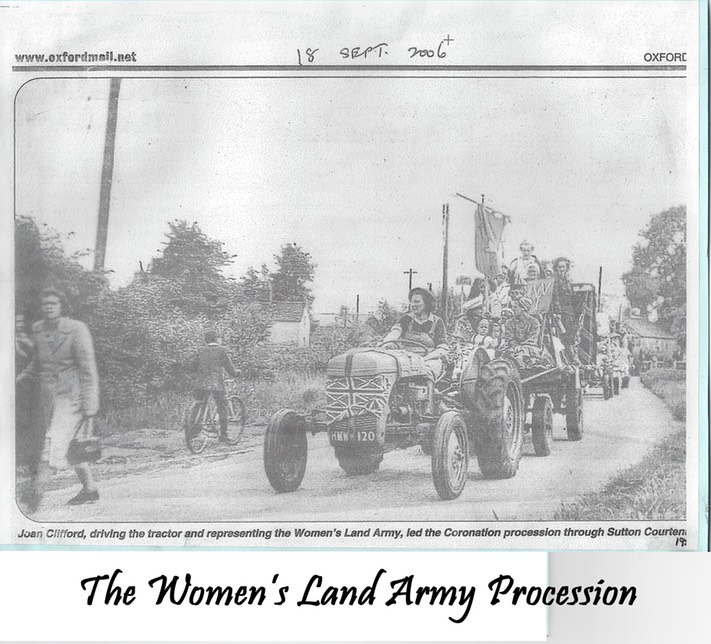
[{"x1": 380, "y1": 287, "x2": 449, "y2": 379}]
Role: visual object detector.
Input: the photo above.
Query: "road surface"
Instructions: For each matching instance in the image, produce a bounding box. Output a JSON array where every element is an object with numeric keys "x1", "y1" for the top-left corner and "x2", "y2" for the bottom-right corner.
[{"x1": 31, "y1": 378, "x2": 681, "y2": 522}]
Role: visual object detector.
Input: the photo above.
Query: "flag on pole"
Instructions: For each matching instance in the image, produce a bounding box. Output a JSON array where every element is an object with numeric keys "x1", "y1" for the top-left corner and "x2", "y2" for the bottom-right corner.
[{"x1": 474, "y1": 203, "x2": 507, "y2": 278}]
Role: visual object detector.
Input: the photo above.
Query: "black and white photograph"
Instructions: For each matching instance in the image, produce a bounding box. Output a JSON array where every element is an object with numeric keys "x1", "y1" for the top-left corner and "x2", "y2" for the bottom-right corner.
[{"x1": 2, "y1": 0, "x2": 705, "y2": 550}]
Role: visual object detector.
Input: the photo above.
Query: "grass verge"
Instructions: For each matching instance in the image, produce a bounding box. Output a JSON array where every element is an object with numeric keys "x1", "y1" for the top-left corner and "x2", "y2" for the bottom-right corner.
[
  {"x1": 100, "y1": 370, "x2": 327, "y2": 433},
  {"x1": 555, "y1": 372, "x2": 686, "y2": 521}
]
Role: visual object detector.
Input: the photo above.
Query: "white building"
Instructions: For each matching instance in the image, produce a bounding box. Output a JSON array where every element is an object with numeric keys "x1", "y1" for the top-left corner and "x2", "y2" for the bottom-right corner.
[{"x1": 268, "y1": 301, "x2": 311, "y2": 348}]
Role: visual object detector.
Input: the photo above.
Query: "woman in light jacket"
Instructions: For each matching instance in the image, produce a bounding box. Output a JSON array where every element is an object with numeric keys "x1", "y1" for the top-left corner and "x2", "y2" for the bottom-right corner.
[{"x1": 28, "y1": 287, "x2": 100, "y2": 509}]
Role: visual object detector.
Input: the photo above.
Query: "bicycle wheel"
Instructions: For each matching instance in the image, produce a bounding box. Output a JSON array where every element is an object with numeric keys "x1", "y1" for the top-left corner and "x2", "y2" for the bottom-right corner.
[
  {"x1": 221, "y1": 395, "x2": 246, "y2": 446},
  {"x1": 184, "y1": 401, "x2": 209, "y2": 454}
]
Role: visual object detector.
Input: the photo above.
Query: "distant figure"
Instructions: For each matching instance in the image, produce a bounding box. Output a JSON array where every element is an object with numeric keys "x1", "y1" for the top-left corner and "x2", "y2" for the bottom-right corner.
[
  {"x1": 28, "y1": 288, "x2": 100, "y2": 509},
  {"x1": 192, "y1": 331, "x2": 238, "y2": 441},
  {"x1": 508, "y1": 240, "x2": 541, "y2": 285},
  {"x1": 550, "y1": 257, "x2": 577, "y2": 361}
]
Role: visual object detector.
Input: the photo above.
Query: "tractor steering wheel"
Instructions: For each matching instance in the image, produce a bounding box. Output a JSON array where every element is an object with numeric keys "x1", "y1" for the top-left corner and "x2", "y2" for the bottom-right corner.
[{"x1": 380, "y1": 338, "x2": 431, "y2": 356}]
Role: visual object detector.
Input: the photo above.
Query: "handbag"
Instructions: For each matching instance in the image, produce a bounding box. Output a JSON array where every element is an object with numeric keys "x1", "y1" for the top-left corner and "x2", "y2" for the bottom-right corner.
[{"x1": 67, "y1": 416, "x2": 102, "y2": 465}]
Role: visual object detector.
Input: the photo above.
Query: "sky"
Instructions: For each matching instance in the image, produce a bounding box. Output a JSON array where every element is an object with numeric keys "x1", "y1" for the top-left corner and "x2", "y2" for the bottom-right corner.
[{"x1": 13, "y1": 2, "x2": 692, "y2": 317}]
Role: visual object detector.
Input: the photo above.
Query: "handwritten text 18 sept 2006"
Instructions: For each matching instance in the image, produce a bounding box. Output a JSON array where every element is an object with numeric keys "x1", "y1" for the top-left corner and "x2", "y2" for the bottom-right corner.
[{"x1": 296, "y1": 36, "x2": 455, "y2": 65}]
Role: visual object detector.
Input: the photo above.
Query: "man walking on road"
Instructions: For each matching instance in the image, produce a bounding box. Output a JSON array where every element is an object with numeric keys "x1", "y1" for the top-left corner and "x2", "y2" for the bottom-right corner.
[{"x1": 192, "y1": 331, "x2": 238, "y2": 441}]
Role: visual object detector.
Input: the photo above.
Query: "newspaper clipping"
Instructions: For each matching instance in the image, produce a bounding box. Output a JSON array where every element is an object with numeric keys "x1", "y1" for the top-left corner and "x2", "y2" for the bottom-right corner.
[{"x1": 1, "y1": 0, "x2": 705, "y2": 551}]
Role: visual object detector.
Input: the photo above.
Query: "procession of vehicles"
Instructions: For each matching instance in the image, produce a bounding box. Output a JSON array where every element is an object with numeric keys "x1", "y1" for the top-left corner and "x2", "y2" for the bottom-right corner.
[{"x1": 262, "y1": 279, "x2": 621, "y2": 501}]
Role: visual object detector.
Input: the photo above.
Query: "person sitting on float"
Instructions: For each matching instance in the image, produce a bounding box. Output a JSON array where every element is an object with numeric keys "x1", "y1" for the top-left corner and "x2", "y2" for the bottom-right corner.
[
  {"x1": 472, "y1": 317, "x2": 494, "y2": 351},
  {"x1": 508, "y1": 240, "x2": 541, "y2": 284},
  {"x1": 488, "y1": 320, "x2": 503, "y2": 355},
  {"x1": 380, "y1": 287, "x2": 449, "y2": 379},
  {"x1": 488, "y1": 267, "x2": 512, "y2": 318},
  {"x1": 501, "y1": 296, "x2": 554, "y2": 370},
  {"x1": 525, "y1": 262, "x2": 541, "y2": 282},
  {"x1": 462, "y1": 276, "x2": 489, "y2": 328}
]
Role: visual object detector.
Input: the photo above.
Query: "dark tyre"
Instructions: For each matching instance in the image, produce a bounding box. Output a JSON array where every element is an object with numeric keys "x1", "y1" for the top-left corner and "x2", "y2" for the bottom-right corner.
[
  {"x1": 184, "y1": 401, "x2": 209, "y2": 454},
  {"x1": 431, "y1": 411, "x2": 469, "y2": 500},
  {"x1": 602, "y1": 375, "x2": 612, "y2": 400},
  {"x1": 613, "y1": 377, "x2": 620, "y2": 395},
  {"x1": 335, "y1": 446, "x2": 383, "y2": 476},
  {"x1": 264, "y1": 409, "x2": 308, "y2": 492},
  {"x1": 531, "y1": 396, "x2": 554, "y2": 457},
  {"x1": 566, "y1": 378, "x2": 584, "y2": 442},
  {"x1": 621, "y1": 377, "x2": 630, "y2": 389},
  {"x1": 471, "y1": 358, "x2": 525, "y2": 479},
  {"x1": 221, "y1": 395, "x2": 246, "y2": 446}
]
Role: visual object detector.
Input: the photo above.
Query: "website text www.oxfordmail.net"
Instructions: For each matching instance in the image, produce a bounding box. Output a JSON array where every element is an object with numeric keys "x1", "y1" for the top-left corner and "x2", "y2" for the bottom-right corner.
[{"x1": 15, "y1": 51, "x2": 137, "y2": 64}]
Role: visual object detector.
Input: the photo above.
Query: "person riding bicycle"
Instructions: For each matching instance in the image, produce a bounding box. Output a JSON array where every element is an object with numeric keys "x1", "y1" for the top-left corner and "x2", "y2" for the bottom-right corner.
[{"x1": 192, "y1": 331, "x2": 238, "y2": 442}]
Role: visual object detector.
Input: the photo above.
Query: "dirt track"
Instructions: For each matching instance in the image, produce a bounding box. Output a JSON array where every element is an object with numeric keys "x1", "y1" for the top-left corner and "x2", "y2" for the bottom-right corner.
[{"x1": 29, "y1": 378, "x2": 682, "y2": 522}]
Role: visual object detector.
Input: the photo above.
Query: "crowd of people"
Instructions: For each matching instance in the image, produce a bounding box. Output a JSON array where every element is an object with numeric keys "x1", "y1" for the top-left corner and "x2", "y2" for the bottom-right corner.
[{"x1": 381, "y1": 240, "x2": 580, "y2": 381}]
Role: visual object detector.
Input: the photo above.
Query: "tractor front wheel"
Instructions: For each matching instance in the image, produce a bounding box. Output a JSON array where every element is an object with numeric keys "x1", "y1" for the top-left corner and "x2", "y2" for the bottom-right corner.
[{"x1": 431, "y1": 411, "x2": 469, "y2": 500}]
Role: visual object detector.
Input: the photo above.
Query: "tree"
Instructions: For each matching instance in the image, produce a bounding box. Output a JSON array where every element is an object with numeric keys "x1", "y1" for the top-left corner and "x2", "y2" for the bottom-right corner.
[
  {"x1": 150, "y1": 220, "x2": 235, "y2": 317},
  {"x1": 369, "y1": 299, "x2": 402, "y2": 336},
  {"x1": 270, "y1": 243, "x2": 315, "y2": 302},
  {"x1": 239, "y1": 263, "x2": 271, "y2": 301},
  {"x1": 14, "y1": 215, "x2": 108, "y2": 322},
  {"x1": 623, "y1": 206, "x2": 686, "y2": 332}
]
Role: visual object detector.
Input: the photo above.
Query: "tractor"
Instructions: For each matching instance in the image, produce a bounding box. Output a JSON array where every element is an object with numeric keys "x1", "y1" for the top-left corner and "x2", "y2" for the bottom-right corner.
[{"x1": 262, "y1": 279, "x2": 598, "y2": 501}]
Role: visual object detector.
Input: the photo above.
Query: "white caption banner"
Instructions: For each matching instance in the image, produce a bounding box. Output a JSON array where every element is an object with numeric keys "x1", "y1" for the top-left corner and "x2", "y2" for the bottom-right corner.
[{"x1": 0, "y1": 550, "x2": 547, "y2": 641}]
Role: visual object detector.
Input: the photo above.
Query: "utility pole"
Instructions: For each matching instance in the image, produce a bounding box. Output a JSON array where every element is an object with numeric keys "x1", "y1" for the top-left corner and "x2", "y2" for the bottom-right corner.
[
  {"x1": 404, "y1": 268, "x2": 418, "y2": 292},
  {"x1": 597, "y1": 267, "x2": 603, "y2": 312},
  {"x1": 356, "y1": 294, "x2": 360, "y2": 323},
  {"x1": 442, "y1": 203, "x2": 450, "y2": 321},
  {"x1": 94, "y1": 77, "x2": 121, "y2": 272}
]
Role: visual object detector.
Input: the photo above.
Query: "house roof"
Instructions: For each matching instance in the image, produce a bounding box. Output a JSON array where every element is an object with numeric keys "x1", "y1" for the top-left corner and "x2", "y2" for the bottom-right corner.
[
  {"x1": 272, "y1": 301, "x2": 307, "y2": 323},
  {"x1": 622, "y1": 315, "x2": 675, "y2": 340}
]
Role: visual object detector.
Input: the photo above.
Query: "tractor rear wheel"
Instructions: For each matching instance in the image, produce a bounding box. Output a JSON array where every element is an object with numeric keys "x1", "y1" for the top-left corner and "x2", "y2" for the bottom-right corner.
[
  {"x1": 471, "y1": 358, "x2": 525, "y2": 479},
  {"x1": 531, "y1": 396, "x2": 554, "y2": 456},
  {"x1": 335, "y1": 446, "x2": 383, "y2": 476},
  {"x1": 431, "y1": 411, "x2": 469, "y2": 500},
  {"x1": 264, "y1": 409, "x2": 308, "y2": 492}
]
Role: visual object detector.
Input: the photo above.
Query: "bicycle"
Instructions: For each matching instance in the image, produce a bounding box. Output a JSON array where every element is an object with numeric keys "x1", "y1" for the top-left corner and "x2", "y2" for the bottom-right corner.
[{"x1": 184, "y1": 379, "x2": 247, "y2": 454}]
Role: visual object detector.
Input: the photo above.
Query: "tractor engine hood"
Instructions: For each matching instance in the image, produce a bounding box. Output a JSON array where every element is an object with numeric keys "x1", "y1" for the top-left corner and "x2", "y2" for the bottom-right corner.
[{"x1": 327, "y1": 348, "x2": 429, "y2": 379}]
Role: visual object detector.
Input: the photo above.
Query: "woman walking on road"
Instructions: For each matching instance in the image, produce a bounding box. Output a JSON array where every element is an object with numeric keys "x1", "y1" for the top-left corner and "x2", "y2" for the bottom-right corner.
[{"x1": 27, "y1": 287, "x2": 100, "y2": 510}]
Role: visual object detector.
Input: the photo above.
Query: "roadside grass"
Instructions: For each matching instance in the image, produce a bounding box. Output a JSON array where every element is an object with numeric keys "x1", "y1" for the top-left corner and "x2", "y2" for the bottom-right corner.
[
  {"x1": 555, "y1": 371, "x2": 687, "y2": 521},
  {"x1": 640, "y1": 368, "x2": 686, "y2": 421},
  {"x1": 100, "y1": 370, "x2": 327, "y2": 433}
]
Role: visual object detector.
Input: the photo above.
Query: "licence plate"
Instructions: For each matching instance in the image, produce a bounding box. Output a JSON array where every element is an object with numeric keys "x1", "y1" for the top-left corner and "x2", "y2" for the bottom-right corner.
[{"x1": 330, "y1": 429, "x2": 378, "y2": 443}]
